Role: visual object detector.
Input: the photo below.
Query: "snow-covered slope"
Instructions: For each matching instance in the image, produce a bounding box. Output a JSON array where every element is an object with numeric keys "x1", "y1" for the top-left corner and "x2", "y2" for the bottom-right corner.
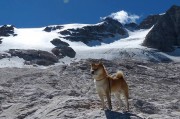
[
  {"x1": 0, "y1": 28, "x2": 57, "y2": 51},
  {"x1": 0, "y1": 23, "x2": 180, "y2": 68}
]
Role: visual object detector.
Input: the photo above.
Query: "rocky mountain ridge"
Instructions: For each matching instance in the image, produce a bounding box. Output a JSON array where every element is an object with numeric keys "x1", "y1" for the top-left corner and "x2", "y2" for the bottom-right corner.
[
  {"x1": 143, "y1": 5, "x2": 180, "y2": 52},
  {"x1": 45, "y1": 17, "x2": 128, "y2": 46}
]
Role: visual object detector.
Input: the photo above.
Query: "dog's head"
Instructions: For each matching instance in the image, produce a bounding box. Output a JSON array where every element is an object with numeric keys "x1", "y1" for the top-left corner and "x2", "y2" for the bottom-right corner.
[{"x1": 90, "y1": 62, "x2": 105, "y2": 79}]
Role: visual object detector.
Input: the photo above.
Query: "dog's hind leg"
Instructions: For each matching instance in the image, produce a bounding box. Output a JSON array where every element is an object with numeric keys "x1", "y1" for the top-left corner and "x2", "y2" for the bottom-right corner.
[
  {"x1": 115, "y1": 92, "x2": 123, "y2": 111},
  {"x1": 122, "y1": 90, "x2": 129, "y2": 112}
]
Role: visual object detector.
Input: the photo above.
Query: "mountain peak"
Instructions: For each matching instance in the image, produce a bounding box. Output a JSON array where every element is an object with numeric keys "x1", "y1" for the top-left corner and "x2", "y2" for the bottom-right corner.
[
  {"x1": 101, "y1": 17, "x2": 123, "y2": 27},
  {"x1": 143, "y1": 5, "x2": 180, "y2": 52}
]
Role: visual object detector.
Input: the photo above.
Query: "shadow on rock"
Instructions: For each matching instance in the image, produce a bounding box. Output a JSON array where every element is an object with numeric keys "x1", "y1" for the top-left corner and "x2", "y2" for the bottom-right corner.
[{"x1": 105, "y1": 110, "x2": 143, "y2": 119}]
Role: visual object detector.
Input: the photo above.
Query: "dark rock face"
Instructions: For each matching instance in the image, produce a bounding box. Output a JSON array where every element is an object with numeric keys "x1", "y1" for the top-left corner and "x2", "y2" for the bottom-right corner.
[
  {"x1": 0, "y1": 53, "x2": 10, "y2": 59},
  {"x1": 44, "y1": 25, "x2": 63, "y2": 32},
  {"x1": 58, "y1": 17, "x2": 127, "y2": 45},
  {"x1": 0, "y1": 38, "x2": 2, "y2": 44},
  {"x1": 143, "y1": 5, "x2": 180, "y2": 52},
  {"x1": 0, "y1": 25, "x2": 16, "y2": 37},
  {"x1": 124, "y1": 22, "x2": 138, "y2": 31},
  {"x1": 138, "y1": 15, "x2": 161, "y2": 29},
  {"x1": 50, "y1": 38, "x2": 69, "y2": 47},
  {"x1": 52, "y1": 47, "x2": 76, "y2": 58},
  {"x1": 50, "y1": 38, "x2": 76, "y2": 58},
  {"x1": 8, "y1": 49, "x2": 58, "y2": 66}
]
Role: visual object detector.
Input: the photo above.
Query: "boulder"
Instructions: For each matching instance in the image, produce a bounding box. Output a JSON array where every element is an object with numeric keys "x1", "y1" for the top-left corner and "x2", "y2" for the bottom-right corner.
[
  {"x1": 8, "y1": 49, "x2": 59, "y2": 66},
  {"x1": 0, "y1": 53, "x2": 10, "y2": 59},
  {"x1": 134, "y1": 100, "x2": 159, "y2": 114},
  {"x1": 52, "y1": 46, "x2": 76, "y2": 58},
  {"x1": 50, "y1": 38, "x2": 69, "y2": 47},
  {"x1": 50, "y1": 38, "x2": 76, "y2": 58}
]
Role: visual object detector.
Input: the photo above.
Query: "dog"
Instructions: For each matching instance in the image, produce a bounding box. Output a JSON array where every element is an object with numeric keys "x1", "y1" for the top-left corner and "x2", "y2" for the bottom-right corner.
[{"x1": 90, "y1": 62, "x2": 129, "y2": 111}]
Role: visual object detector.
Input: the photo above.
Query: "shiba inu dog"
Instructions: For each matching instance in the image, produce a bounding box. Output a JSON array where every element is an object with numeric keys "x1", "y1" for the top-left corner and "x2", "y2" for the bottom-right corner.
[{"x1": 90, "y1": 62, "x2": 129, "y2": 111}]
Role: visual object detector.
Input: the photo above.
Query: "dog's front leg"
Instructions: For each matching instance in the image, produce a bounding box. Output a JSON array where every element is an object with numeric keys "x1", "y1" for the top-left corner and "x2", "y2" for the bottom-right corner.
[
  {"x1": 106, "y1": 91, "x2": 112, "y2": 110},
  {"x1": 98, "y1": 93, "x2": 105, "y2": 110}
]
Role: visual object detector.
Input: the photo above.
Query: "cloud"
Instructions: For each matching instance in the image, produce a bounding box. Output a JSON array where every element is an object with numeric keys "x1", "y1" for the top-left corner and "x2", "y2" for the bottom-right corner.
[
  {"x1": 103, "y1": 10, "x2": 140, "y2": 24},
  {"x1": 63, "y1": 0, "x2": 69, "y2": 3}
]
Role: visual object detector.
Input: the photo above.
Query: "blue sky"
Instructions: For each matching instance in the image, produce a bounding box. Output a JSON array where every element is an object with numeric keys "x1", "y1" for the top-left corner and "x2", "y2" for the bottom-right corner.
[{"x1": 0, "y1": 0, "x2": 180, "y2": 28}]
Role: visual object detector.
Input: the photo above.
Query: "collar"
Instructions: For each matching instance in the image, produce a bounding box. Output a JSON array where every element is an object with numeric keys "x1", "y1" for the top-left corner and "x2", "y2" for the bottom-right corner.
[
  {"x1": 95, "y1": 75, "x2": 108, "y2": 81},
  {"x1": 95, "y1": 78, "x2": 104, "y2": 81}
]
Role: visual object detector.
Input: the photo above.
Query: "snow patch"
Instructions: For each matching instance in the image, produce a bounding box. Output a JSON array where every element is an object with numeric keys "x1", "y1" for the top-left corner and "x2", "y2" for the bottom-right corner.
[{"x1": 0, "y1": 28, "x2": 57, "y2": 52}]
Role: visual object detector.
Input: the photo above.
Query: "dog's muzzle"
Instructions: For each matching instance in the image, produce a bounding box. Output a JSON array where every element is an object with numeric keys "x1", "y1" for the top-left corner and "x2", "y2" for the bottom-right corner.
[{"x1": 91, "y1": 70, "x2": 95, "y2": 75}]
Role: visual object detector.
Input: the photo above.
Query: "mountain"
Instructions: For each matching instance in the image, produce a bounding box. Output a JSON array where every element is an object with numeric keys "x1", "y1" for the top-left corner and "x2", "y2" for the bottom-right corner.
[
  {"x1": 0, "y1": 5, "x2": 180, "y2": 67},
  {"x1": 0, "y1": 25, "x2": 16, "y2": 37},
  {"x1": 124, "y1": 22, "x2": 138, "y2": 31},
  {"x1": 143, "y1": 5, "x2": 180, "y2": 52},
  {"x1": 137, "y1": 14, "x2": 161, "y2": 29},
  {"x1": 123, "y1": 14, "x2": 161, "y2": 31},
  {"x1": 44, "y1": 17, "x2": 128, "y2": 46}
]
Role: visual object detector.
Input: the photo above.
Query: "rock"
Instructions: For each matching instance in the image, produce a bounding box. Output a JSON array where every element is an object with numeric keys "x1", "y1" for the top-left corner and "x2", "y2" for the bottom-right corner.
[
  {"x1": 138, "y1": 14, "x2": 161, "y2": 29},
  {"x1": 0, "y1": 53, "x2": 10, "y2": 59},
  {"x1": 124, "y1": 22, "x2": 138, "y2": 31},
  {"x1": 0, "y1": 59, "x2": 179, "y2": 118},
  {"x1": 134, "y1": 100, "x2": 159, "y2": 114},
  {"x1": 63, "y1": 99, "x2": 91, "y2": 109},
  {"x1": 59, "y1": 17, "x2": 127, "y2": 45},
  {"x1": 8, "y1": 49, "x2": 58, "y2": 66},
  {"x1": 50, "y1": 38, "x2": 69, "y2": 47},
  {"x1": 16, "y1": 109, "x2": 37, "y2": 119},
  {"x1": 51, "y1": 46, "x2": 76, "y2": 58},
  {"x1": 0, "y1": 25, "x2": 16, "y2": 36},
  {"x1": 44, "y1": 25, "x2": 64, "y2": 32},
  {"x1": 143, "y1": 5, "x2": 180, "y2": 52},
  {"x1": 50, "y1": 38, "x2": 76, "y2": 58},
  {"x1": 0, "y1": 38, "x2": 2, "y2": 44}
]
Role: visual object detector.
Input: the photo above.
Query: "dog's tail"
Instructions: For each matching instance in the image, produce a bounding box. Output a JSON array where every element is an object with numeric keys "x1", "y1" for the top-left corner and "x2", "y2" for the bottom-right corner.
[{"x1": 114, "y1": 71, "x2": 124, "y2": 80}]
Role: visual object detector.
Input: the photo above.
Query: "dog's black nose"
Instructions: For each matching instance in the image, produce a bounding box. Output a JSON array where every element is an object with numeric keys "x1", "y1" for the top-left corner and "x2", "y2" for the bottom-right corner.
[{"x1": 91, "y1": 70, "x2": 94, "y2": 74}]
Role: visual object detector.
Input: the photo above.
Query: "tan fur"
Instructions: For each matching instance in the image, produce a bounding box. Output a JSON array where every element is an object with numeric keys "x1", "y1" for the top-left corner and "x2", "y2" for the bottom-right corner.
[{"x1": 91, "y1": 62, "x2": 129, "y2": 111}]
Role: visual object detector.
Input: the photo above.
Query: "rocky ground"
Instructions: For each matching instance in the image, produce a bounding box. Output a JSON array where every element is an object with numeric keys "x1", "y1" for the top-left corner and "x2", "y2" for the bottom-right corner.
[{"x1": 0, "y1": 59, "x2": 180, "y2": 119}]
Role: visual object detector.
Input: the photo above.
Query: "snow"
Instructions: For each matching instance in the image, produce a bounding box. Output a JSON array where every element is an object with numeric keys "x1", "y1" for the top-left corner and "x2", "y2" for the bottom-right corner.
[
  {"x1": 159, "y1": 13, "x2": 165, "y2": 15},
  {"x1": 0, "y1": 28, "x2": 57, "y2": 52},
  {"x1": 159, "y1": 48, "x2": 180, "y2": 62},
  {"x1": 0, "y1": 24, "x2": 149, "y2": 53}
]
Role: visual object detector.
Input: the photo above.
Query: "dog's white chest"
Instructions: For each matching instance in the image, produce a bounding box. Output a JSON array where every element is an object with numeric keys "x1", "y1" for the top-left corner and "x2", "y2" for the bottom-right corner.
[{"x1": 94, "y1": 79, "x2": 108, "y2": 94}]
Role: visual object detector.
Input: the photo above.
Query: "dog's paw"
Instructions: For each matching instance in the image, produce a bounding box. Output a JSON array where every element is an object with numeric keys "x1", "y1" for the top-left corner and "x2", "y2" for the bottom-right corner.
[
  {"x1": 100, "y1": 107, "x2": 106, "y2": 110},
  {"x1": 115, "y1": 107, "x2": 121, "y2": 111}
]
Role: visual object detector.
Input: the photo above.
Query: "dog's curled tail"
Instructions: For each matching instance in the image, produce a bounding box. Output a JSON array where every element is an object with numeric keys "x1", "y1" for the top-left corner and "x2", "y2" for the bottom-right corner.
[{"x1": 115, "y1": 71, "x2": 124, "y2": 79}]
